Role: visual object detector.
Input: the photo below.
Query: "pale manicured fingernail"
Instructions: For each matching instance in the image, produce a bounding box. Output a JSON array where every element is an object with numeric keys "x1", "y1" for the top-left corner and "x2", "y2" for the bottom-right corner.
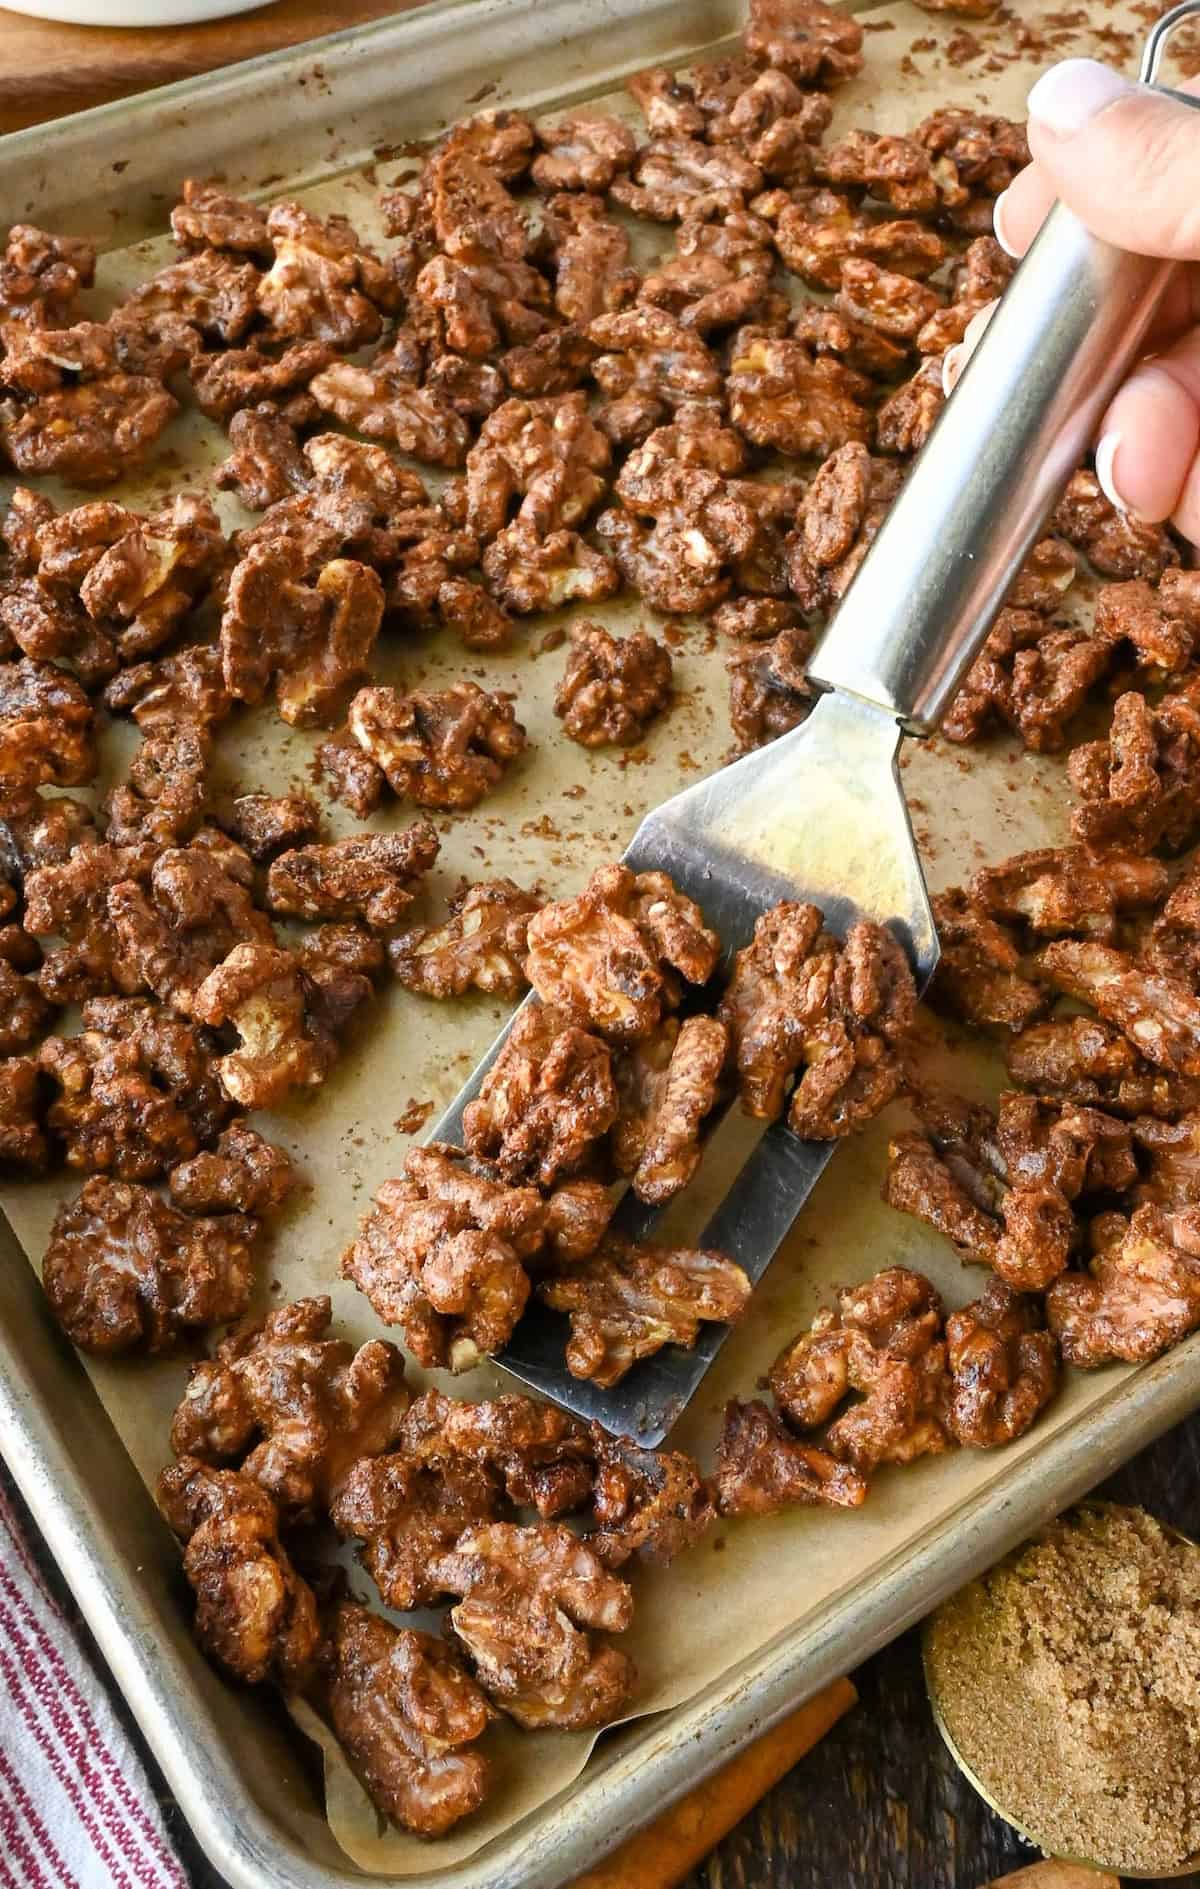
[
  {"x1": 942, "y1": 345, "x2": 964, "y2": 396},
  {"x1": 1093, "y1": 430, "x2": 1154, "y2": 521},
  {"x1": 1027, "y1": 58, "x2": 1134, "y2": 136},
  {"x1": 992, "y1": 188, "x2": 1018, "y2": 258}
]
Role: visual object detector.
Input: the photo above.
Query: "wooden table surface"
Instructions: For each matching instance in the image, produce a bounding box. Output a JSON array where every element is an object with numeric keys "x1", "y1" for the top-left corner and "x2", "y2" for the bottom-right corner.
[{"x1": 3, "y1": 5, "x2": 1200, "y2": 1886}]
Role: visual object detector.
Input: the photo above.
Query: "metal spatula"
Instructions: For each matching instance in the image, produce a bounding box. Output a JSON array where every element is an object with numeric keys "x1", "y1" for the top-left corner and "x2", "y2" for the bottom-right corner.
[{"x1": 430, "y1": 4, "x2": 1200, "y2": 1443}]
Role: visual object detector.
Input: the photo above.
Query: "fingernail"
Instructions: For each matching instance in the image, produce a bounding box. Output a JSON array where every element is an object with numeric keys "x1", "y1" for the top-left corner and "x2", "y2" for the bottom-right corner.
[
  {"x1": 1027, "y1": 58, "x2": 1134, "y2": 136},
  {"x1": 1093, "y1": 430, "x2": 1154, "y2": 521},
  {"x1": 992, "y1": 188, "x2": 1018, "y2": 258},
  {"x1": 942, "y1": 345, "x2": 964, "y2": 396}
]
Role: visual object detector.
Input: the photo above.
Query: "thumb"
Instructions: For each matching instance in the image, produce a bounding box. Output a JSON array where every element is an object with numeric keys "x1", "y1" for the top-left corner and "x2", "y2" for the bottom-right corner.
[{"x1": 1027, "y1": 59, "x2": 1200, "y2": 258}]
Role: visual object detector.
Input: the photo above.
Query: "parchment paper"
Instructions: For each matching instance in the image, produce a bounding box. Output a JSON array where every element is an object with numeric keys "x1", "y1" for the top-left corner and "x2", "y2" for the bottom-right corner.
[{"x1": 0, "y1": 0, "x2": 1190, "y2": 1868}]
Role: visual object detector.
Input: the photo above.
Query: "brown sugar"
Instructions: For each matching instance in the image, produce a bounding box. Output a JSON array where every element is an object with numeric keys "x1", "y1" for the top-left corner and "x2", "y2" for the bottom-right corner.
[{"x1": 926, "y1": 1504, "x2": 1200, "y2": 1872}]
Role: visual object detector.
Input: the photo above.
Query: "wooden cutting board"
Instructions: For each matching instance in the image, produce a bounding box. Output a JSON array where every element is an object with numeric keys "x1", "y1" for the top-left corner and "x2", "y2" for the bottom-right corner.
[{"x1": 0, "y1": 1, "x2": 425, "y2": 135}]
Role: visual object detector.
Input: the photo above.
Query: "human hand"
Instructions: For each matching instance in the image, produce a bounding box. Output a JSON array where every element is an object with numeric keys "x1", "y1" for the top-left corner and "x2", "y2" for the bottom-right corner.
[{"x1": 942, "y1": 59, "x2": 1200, "y2": 545}]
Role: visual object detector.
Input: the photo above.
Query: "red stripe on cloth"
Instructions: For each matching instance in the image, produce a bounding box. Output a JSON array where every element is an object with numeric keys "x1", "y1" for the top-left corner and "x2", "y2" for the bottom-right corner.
[
  {"x1": 0, "y1": 1743, "x2": 82, "y2": 1889},
  {"x1": 0, "y1": 1536, "x2": 188, "y2": 1885},
  {"x1": 0, "y1": 1605, "x2": 144, "y2": 1889},
  {"x1": 0, "y1": 1770, "x2": 57, "y2": 1889},
  {"x1": 0, "y1": 1484, "x2": 50, "y2": 1594}
]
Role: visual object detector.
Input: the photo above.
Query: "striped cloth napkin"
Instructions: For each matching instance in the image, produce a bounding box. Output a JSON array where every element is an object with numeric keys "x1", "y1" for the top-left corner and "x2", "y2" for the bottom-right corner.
[{"x1": 0, "y1": 1478, "x2": 188, "y2": 1889}]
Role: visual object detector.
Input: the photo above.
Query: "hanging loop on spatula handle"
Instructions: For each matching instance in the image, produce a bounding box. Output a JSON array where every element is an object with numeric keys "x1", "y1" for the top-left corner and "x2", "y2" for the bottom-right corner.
[{"x1": 806, "y1": 0, "x2": 1200, "y2": 736}]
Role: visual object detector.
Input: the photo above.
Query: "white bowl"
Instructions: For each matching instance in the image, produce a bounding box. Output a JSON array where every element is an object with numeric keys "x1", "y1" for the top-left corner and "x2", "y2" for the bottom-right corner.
[{"x1": 3, "y1": 0, "x2": 280, "y2": 23}]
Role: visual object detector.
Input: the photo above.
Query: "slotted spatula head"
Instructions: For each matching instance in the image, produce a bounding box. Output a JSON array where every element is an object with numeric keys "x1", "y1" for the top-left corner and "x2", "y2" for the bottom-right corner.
[{"x1": 428, "y1": 692, "x2": 937, "y2": 1444}]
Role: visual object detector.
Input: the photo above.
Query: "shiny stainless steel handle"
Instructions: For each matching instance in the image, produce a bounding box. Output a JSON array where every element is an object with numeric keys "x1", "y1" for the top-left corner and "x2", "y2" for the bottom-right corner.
[{"x1": 807, "y1": 56, "x2": 1200, "y2": 733}]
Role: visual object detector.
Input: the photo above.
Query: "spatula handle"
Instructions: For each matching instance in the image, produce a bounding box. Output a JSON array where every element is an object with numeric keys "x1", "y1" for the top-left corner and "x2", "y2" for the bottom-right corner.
[{"x1": 805, "y1": 110, "x2": 1198, "y2": 734}]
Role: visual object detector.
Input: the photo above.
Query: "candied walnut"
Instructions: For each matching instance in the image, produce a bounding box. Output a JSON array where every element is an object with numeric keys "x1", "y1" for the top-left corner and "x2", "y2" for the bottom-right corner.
[
  {"x1": 835, "y1": 256, "x2": 941, "y2": 343},
  {"x1": 538, "y1": 193, "x2": 639, "y2": 329},
  {"x1": 266, "y1": 826, "x2": 438, "y2": 932},
  {"x1": 1144, "y1": 857, "x2": 1200, "y2": 985},
  {"x1": 943, "y1": 1276, "x2": 1058, "y2": 1447},
  {"x1": 0, "y1": 659, "x2": 94, "y2": 816},
  {"x1": 1006, "y1": 535, "x2": 1078, "y2": 616},
  {"x1": 169, "y1": 1121, "x2": 294, "y2": 1218},
  {"x1": 347, "y1": 682, "x2": 527, "y2": 811},
  {"x1": 718, "y1": 904, "x2": 914, "y2": 1133},
  {"x1": 257, "y1": 200, "x2": 399, "y2": 347},
  {"x1": 1130, "y1": 1113, "x2": 1200, "y2": 1209},
  {"x1": 875, "y1": 356, "x2": 945, "y2": 455},
  {"x1": 413, "y1": 248, "x2": 554, "y2": 360},
  {"x1": 122, "y1": 250, "x2": 261, "y2": 345},
  {"x1": 589, "y1": 1432, "x2": 712, "y2": 1568},
  {"x1": 913, "y1": 109, "x2": 1028, "y2": 221},
  {"x1": 23, "y1": 838, "x2": 154, "y2": 1005},
  {"x1": 107, "y1": 835, "x2": 274, "y2": 1018},
  {"x1": 0, "y1": 578, "x2": 117, "y2": 688},
  {"x1": 220, "y1": 549, "x2": 382, "y2": 730},
  {"x1": 332, "y1": 1449, "x2": 500, "y2": 1610},
  {"x1": 714, "y1": 1398, "x2": 867, "y2": 1515},
  {"x1": 588, "y1": 306, "x2": 722, "y2": 445},
  {"x1": 424, "y1": 146, "x2": 531, "y2": 260},
  {"x1": 788, "y1": 302, "x2": 907, "y2": 381},
  {"x1": 0, "y1": 1054, "x2": 47, "y2": 1169},
  {"x1": 464, "y1": 391, "x2": 611, "y2": 541},
  {"x1": 532, "y1": 112, "x2": 637, "y2": 192},
  {"x1": 0, "y1": 920, "x2": 51, "y2": 1054},
  {"x1": 607, "y1": 430, "x2": 761, "y2": 616},
  {"x1": 169, "y1": 1295, "x2": 408, "y2": 1519},
  {"x1": 240, "y1": 430, "x2": 442, "y2": 572},
  {"x1": 0, "y1": 224, "x2": 95, "y2": 327},
  {"x1": 526, "y1": 863, "x2": 719, "y2": 1044},
  {"x1": 433, "y1": 107, "x2": 536, "y2": 182},
  {"x1": 463, "y1": 1002, "x2": 617, "y2": 1188},
  {"x1": 104, "y1": 645, "x2": 233, "y2": 736},
  {"x1": 611, "y1": 1015, "x2": 727, "y2": 1205},
  {"x1": 611, "y1": 138, "x2": 761, "y2": 223},
  {"x1": 193, "y1": 941, "x2": 366, "y2": 1108},
  {"x1": 1035, "y1": 938, "x2": 1200, "y2": 1077},
  {"x1": 308, "y1": 358, "x2": 469, "y2": 467},
  {"x1": 1047, "y1": 1204, "x2": 1200, "y2": 1366},
  {"x1": 44, "y1": 1176, "x2": 257, "y2": 1356},
  {"x1": 156, "y1": 1460, "x2": 318, "y2": 1689},
  {"x1": 745, "y1": 0, "x2": 863, "y2": 81},
  {"x1": 480, "y1": 517, "x2": 616, "y2": 614},
  {"x1": 727, "y1": 332, "x2": 869, "y2": 458},
  {"x1": 400, "y1": 1385, "x2": 594, "y2": 1518},
  {"x1": 715, "y1": 597, "x2": 803, "y2": 641},
  {"x1": 971, "y1": 844, "x2": 1168, "y2": 943},
  {"x1": 215, "y1": 792, "x2": 319, "y2": 865},
  {"x1": 0, "y1": 326, "x2": 175, "y2": 486},
  {"x1": 442, "y1": 1521, "x2": 635, "y2": 1730},
  {"x1": 627, "y1": 68, "x2": 706, "y2": 138},
  {"x1": 883, "y1": 1129, "x2": 1002, "y2": 1268},
  {"x1": 213, "y1": 403, "x2": 308, "y2": 509},
  {"x1": 929, "y1": 885, "x2": 1050, "y2": 1034},
  {"x1": 170, "y1": 179, "x2": 272, "y2": 258},
  {"x1": 773, "y1": 189, "x2": 945, "y2": 290},
  {"x1": 1069, "y1": 688, "x2": 1200, "y2": 854},
  {"x1": 1053, "y1": 468, "x2": 1178, "y2": 581},
  {"x1": 1094, "y1": 574, "x2": 1200, "y2": 681},
  {"x1": 919, "y1": 236, "x2": 1013, "y2": 354},
  {"x1": 1006, "y1": 1015, "x2": 1199, "y2": 1120},
  {"x1": 500, "y1": 326, "x2": 593, "y2": 398},
  {"x1": 104, "y1": 723, "x2": 211, "y2": 849},
  {"x1": 192, "y1": 340, "x2": 336, "y2": 430},
  {"x1": 342, "y1": 1159, "x2": 534, "y2": 1371},
  {"x1": 389, "y1": 879, "x2": 539, "y2": 1000},
  {"x1": 541, "y1": 1237, "x2": 750, "y2": 1388},
  {"x1": 322, "y1": 1604, "x2": 491, "y2": 1840},
  {"x1": 554, "y1": 621, "x2": 673, "y2": 748},
  {"x1": 39, "y1": 1001, "x2": 219, "y2": 1181},
  {"x1": 639, "y1": 214, "x2": 784, "y2": 337},
  {"x1": 786, "y1": 444, "x2": 904, "y2": 613},
  {"x1": 942, "y1": 608, "x2": 1112, "y2": 752},
  {"x1": 316, "y1": 733, "x2": 385, "y2": 820},
  {"x1": 769, "y1": 1267, "x2": 949, "y2": 1471},
  {"x1": 817, "y1": 129, "x2": 943, "y2": 216}
]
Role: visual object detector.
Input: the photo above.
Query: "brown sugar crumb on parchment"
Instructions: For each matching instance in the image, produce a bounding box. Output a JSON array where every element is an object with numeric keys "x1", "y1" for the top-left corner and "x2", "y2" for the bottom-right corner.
[{"x1": 926, "y1": 1504, "x2": 1200, "y2": 1873}]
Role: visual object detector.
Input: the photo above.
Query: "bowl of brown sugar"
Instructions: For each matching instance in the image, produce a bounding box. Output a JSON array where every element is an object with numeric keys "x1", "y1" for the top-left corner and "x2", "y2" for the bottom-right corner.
[{"x1": 924, "y1": 1502, "x2": 1200, "y2": 1877}]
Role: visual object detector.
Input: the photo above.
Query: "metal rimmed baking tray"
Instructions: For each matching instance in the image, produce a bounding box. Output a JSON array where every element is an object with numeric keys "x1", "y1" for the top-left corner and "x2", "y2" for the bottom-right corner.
[{"x1": 2, "y1": 3, "x2": 1200, "y2": 1885}]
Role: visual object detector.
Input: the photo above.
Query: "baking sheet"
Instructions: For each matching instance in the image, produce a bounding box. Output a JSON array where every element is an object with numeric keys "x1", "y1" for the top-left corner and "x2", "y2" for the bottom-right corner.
[{"x1": 1, "y1": 0, "x2": 1198, "y2": 1873}]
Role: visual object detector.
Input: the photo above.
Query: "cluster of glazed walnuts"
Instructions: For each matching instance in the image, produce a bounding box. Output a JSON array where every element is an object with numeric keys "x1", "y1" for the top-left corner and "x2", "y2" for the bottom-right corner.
[{"x1": 3, "y1": 0, "x2": 1196, "y2": 1845}]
